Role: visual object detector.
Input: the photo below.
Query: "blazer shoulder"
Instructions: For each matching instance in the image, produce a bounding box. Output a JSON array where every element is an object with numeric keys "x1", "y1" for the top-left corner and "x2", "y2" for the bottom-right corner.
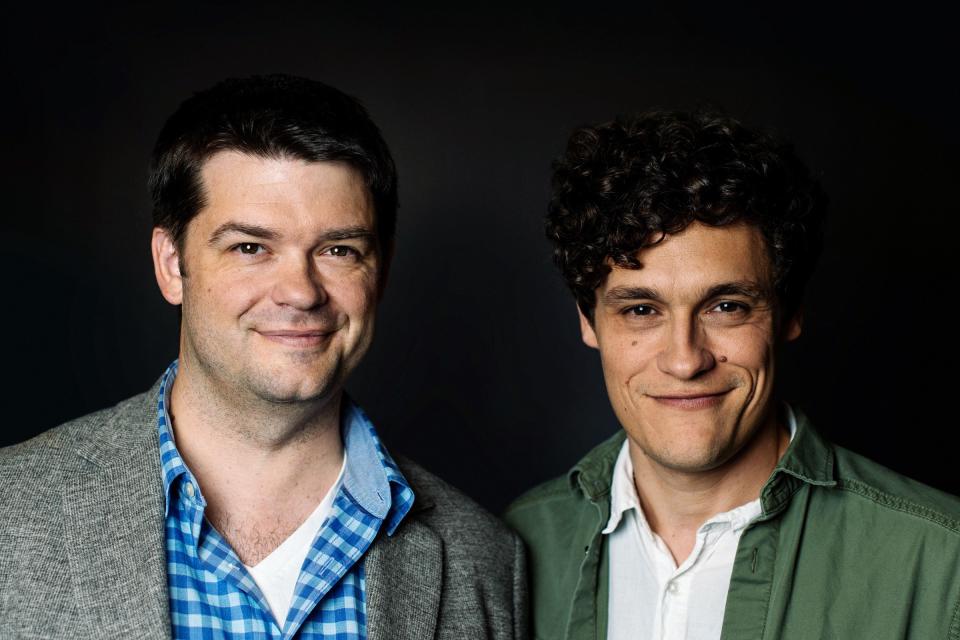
[
  {"x1": 386, "y1": 457, "x2": 529, "y2": 640},
  {"x1": 0, "y1": 389, "x2": 154, "y2": 483},
  {"x1": 396, "y1": 456, "x2": 520, "y2": 553}
]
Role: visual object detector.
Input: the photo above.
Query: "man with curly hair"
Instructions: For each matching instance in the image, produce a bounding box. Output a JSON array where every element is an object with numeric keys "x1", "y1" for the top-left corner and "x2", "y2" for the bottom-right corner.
[{"x1": 505, "y1": 109, "x2": 960, "y2": 639}]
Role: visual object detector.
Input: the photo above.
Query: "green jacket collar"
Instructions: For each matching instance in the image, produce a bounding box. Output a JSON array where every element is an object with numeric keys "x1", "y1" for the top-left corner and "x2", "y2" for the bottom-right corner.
[
  {"x1": 760, "y1": 408, "x2": 837, "y2": 516},
  {"x1": 567, "y1": 430, "x2": 626, "y2": 502},
  {"x1": 565, "y1": 407, "x2": 837, "y2": 513}
]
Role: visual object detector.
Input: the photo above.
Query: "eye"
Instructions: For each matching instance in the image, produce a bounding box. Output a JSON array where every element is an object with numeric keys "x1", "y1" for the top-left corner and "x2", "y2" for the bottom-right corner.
[
  {"x1": 325, "y1": 245, "x2": 360, "y2": 258},
  {"x1": 626, "y1": 304, "x2": 657, "y2": 316},
  {"x1": 713, "y1": 301, "x2": 748, "y2": 313},
  {"x1": 233, "y1": 242, "x2": 265, "y2": 255}
]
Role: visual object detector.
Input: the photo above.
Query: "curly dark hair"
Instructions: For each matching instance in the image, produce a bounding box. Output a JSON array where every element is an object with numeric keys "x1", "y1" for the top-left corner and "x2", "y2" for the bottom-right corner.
[{"x1": 547, "y1": 108, "x2": 827, "y2": 320}]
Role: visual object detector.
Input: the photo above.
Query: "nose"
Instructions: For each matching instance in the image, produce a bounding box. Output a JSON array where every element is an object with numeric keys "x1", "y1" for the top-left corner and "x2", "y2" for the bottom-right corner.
[
  {"x1": 270, "y1": 255, "x2": 328, "y2": 310},
  {"x1": 656, "y1": 319, "x2": 716, "y2": 380}
]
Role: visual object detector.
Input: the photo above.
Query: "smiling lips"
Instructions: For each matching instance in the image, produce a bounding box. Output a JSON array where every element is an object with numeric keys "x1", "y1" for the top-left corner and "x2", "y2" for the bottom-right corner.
[
  {"x1": 255, "y1": 328, "x2": 336, "y2": 348},
  {"x1": 650, "y1": 390, "x2": 731, "y2": 410}
]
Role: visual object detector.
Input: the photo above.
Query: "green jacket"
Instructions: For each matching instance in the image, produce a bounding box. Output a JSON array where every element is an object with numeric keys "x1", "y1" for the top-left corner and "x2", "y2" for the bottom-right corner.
[{"x1": 505, "y1": 412, "x2": 960, "y2": 639}]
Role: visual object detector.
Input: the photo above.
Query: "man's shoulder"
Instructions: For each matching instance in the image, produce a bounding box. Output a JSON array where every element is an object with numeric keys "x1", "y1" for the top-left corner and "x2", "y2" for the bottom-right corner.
[
  {"x1": 829, "y1": 443, "x2": 960, "y2": 533},
  {"x1": 384, "y1": 457, "x2": 527, "y2": 639},
  {"x1": 502, "y1": 471, "x2": 600, "y2": 577},
  {"x1": 506, "y1": 475, "x2": 579, "y2": 513},
  {"x1": 504, "y1": 430, "x2": 624, "y2": 540},
  {"x1": 0, "y1": 389, "x2": 156, "y2": 483},
  {"x1": 503, "y1": 474, "x2": 582, "y2": 535},
  {"x1": 396, "y1": 455, "x2": 519, "y2": 552}
]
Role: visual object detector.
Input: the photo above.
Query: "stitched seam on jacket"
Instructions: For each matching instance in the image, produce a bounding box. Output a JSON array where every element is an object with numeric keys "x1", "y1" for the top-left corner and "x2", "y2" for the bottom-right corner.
[
  {"x1": 836, "y1": 479, "x2": 960, "y2": 534},
  {"x1": 761, "y1": 478, "x2": 803, "y2": 517}
]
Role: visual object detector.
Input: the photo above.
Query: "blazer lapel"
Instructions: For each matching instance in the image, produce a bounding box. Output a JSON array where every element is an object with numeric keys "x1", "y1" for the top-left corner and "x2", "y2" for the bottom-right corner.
[
  {"x1": 365, "y1": 516, "x2": 443, "y2": 640},
  {"x1": 62, "y1": 386, "x2": 171, "y2": 639}
]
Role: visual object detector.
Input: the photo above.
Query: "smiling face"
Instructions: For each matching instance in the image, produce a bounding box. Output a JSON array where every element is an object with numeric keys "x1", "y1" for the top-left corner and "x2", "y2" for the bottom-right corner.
[
  {"x1": 152, "y1": 151, "x2": 381, "y2": 408},
  {"x1": 580, "y1": 222, "x2": 801, "y2": 474}
]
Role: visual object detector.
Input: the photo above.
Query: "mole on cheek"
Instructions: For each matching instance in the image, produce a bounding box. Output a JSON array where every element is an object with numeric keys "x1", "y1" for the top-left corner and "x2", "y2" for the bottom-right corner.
[{"x1": 631, "y1": 341, "x2": 638, "y2": 346}]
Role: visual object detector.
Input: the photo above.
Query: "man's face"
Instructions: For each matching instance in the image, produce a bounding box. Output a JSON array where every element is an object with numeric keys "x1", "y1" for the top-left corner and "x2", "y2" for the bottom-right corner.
[
  {"x1": 580, "y1": 222, "x2": 801, "y2": 473},
  {"x1": 154, "y1": 151, "x2": 381, "y2": 406}
]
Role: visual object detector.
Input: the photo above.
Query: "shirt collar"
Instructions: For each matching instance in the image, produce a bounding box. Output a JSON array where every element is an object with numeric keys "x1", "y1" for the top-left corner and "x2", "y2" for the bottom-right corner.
[
  {"x1": 157, "y1": 361, "x2": 190, "y2": 517},
  {"x1": 575, "y1": 402, "x2": 820, "y2": 527},
  {"x1": 600, "y1": 408, "x2": 799, "y2": 536},
  {"x1": 156, "y1": 360, "x2": 414, "y2": 533},
  {"x1": 601, "y1": 439, "x2": 640, "y2": 535},
  {"x1": 340, "y1": 397, "x2": 414, "y2": 536},
  {"x1": 759, "y1": 404, "x2": 837, "y2": 515},
  {"x1": 603, "y1": 444, "x2": 768, "y2": 537}
]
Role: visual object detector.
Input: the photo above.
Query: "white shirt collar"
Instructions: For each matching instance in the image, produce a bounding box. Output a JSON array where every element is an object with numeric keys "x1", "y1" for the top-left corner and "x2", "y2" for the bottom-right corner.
[{"x1": 602, "y1": 403, "x2": 798, "y2": 536}]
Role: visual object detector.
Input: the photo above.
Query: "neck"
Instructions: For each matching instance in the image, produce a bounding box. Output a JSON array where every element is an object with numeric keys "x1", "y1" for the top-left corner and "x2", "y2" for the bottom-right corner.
[
  {"x1": 170, "y1": 355, "x2": 344, "y2": 451},
  {"x1": 629, "y1": 411, "x2": 790, "y2": 566},
  {"x1": 167, "y1": 358, "x2": 345, "y2": 564}
]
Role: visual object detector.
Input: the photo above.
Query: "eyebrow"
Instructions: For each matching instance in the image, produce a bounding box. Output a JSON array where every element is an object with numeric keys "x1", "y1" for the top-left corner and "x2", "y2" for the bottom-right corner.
[
  {"x1": 208, "y1": 222, "x2": 278, "y2": 245},
  {"x1": 208, "y1": 222, "x2": 376, "y2": 246},
  {"x1": 601, "y1": 281, "x2": 771, "y2": 305},
  {"x1": 320, "y1": 226, "x2": 376, "y2": 243},
  {"x1": 702, "y1": 282, "x2": 771, "y2": 301},
  {"x1": 602, "y1": 286, "x2": 663, "y2": 305}
]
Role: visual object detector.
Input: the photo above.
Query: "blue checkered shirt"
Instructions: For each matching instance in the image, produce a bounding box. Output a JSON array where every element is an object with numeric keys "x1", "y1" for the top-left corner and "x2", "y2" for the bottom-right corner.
[{"x1": 156, "y1": 362, "x2": 415, "y2": 639}]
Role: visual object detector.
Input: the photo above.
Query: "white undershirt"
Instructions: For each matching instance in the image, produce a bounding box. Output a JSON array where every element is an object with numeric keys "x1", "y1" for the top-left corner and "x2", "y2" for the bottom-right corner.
[
  {"x1": 605, "y1": 406, "x2": 797, "y2": 640},
  {"x1": 243, "y1": 453, "x2": 347, "y2": 629}
]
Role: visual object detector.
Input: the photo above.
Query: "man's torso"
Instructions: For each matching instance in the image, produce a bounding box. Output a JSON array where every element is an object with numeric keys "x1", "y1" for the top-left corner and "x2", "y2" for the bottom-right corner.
[
  {"x1": 0, "y1": 382, "x2": 528, "y2": 640},
  {"x1": 505, "y1": 413, "x2": 960, "y2": 640}
]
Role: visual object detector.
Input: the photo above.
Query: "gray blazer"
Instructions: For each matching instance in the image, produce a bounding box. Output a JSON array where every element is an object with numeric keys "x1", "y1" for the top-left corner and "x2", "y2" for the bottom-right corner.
[{"x1": 0, "y1": 381, "x2": 528, "y2": 639}]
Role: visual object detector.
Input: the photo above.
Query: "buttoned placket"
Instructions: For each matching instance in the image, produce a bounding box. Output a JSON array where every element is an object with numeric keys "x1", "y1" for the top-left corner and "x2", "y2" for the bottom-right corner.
[
  {"x1": 623, "y1": 491, "x2": 756, "y2": 640},
  {"x1": 656, "y1": 520, "x2": 733, "y2": 640}
]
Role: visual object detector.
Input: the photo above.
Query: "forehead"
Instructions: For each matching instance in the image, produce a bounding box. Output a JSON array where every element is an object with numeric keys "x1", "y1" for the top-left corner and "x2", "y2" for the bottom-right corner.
[
  {"x1": 194, "y1": 151, "x2": 374, "y2": 230},
  {"x1": 602, "y1": 222, "x2": 773, "y2": 294}
]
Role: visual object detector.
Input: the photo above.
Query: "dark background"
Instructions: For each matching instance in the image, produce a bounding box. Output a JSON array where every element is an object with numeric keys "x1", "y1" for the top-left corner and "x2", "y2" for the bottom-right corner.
[{"x1": 2, "y1": 2, "x2": 957, "y2": 513}]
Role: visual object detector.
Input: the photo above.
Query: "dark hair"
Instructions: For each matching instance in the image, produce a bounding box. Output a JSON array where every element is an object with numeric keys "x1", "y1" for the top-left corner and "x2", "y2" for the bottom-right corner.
[
  {"x1": 149, "y1": 74, "x2": 397, "y2": 263},
  {"x1": 547, "y1": 108, "x2": 826, "y2": 320}
]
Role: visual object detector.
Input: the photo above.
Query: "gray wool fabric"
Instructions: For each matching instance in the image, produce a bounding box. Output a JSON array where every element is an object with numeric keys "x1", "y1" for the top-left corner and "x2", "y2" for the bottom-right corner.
[{"x1": 0, "y1": 380, "x2": 528, "y2": 640}]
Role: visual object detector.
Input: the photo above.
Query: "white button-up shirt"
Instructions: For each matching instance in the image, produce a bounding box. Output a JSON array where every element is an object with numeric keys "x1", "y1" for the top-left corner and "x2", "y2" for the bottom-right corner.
[{"x1": 605, "y1": 406, "x2": 797, "y2": 640}]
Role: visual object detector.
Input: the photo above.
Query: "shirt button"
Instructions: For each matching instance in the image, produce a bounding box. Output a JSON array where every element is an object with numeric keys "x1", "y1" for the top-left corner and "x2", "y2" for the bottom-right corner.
[
  {"x1": 667, "y1": 581, "x2": 679, "y2": 594},
  {"x1": 184, "y1": 483, "x2": 195, "y2": 498}
]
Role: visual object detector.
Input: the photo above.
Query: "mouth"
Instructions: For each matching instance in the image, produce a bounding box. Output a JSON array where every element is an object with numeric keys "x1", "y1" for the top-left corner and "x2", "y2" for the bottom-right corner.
[
  {"x1": 254, "y1": 328, "x2": 337, "y2": 348},
  {"x1": 649, "y1": 390, "x2": 731, "y2": 410}
]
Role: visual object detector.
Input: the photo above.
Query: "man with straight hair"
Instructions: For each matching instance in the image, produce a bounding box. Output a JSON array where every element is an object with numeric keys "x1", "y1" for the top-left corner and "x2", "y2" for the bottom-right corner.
[
  {"x1": 505, "y1": 109, "x2": 960, "y2": 639},
  {"x1": 0, "y1": 74, "x2": 527, "y2": 640}
]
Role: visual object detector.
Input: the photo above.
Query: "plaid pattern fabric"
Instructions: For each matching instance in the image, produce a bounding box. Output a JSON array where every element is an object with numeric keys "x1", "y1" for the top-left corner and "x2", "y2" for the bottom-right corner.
[{"x1": 157, "y1": 362, "x2": 414, "y2": 639}]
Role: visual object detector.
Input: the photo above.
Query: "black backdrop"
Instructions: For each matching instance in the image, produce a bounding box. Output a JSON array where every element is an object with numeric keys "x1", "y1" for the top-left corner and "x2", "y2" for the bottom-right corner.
[{"x1": 3, "y1": 2, "x2": 958, "y2": 513}]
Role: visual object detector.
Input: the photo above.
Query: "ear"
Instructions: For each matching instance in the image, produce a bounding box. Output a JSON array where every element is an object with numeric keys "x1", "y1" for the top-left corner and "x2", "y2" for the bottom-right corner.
[
  {"x1": 578, "y1": 304, "x2": 599, "y2": 349},
  {"x1": 782, "y1": 308, "x2": 803, "y2": 342},
  {"x1": 152, "y1": 227, "x2": 184, "y2": 305}
]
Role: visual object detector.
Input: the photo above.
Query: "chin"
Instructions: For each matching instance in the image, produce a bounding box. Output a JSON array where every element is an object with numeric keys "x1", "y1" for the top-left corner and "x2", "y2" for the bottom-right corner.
[
  {"x1": 647, "y1": 446, "x2": 729, "y2": 473},
  {"x1": 246, "y1": 370, "x2": 340, "y2": 405},
  {"x1": 634, "y1": 425, "x2": 731, "y2": 471},
  {"x1": 256, "y1": 385, "x2": 335, "y2": 405}
]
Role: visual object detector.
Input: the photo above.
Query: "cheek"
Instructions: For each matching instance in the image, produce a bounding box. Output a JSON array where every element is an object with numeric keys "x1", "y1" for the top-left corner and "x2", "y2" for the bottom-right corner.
[
  {"x1": 185, "y1": 269, "x2": 265, "y2": 320},
  {"x1": 716, "y1": 325, "x2": 775, "y2": 380},
  {"x1": 326, "y1": 273, "x2": 379, "y2": 318},
  {"x1": 599, "y1": 334, "x2": 659, "y2": 388}
]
